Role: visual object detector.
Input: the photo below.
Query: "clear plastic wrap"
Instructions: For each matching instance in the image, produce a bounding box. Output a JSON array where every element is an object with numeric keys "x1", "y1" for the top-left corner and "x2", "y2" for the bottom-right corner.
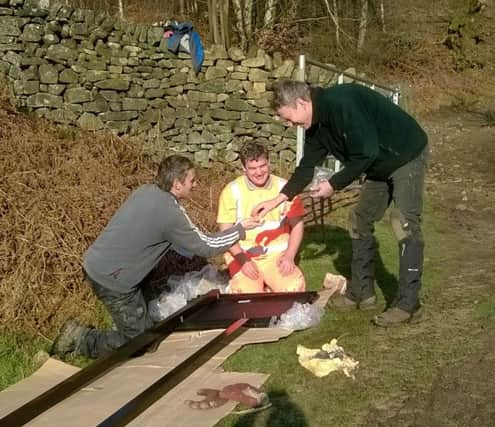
[
  {"x1": 148, "y1": 265, "x2": 229, "y2": 321},
  {"x1": 269, "y1": 302, "x2": 324, "y2": 330},
  {"x1": 148, "y1": 293, "x2": 188, "y2": 322}
]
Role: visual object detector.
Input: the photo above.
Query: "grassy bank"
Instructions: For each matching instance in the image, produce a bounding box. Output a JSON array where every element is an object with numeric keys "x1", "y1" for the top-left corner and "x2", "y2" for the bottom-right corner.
[{"x1": 0, "y1": 334, "x2": 50, "y2": 391}]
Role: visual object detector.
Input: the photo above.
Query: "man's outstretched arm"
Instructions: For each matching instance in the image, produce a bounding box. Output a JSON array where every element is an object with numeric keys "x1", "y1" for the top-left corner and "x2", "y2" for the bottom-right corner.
[{"x1": 251, "y1": 193, "x2": 288, "y2": 218}]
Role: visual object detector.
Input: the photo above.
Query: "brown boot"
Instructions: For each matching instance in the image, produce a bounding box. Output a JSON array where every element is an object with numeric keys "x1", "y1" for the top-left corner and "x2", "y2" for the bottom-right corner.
[
  {"x1": 329, "y1": 294, "x2": 377, "y2": 311},
  {"x1": 373, "y1": 307, "x2": 422, "y2": 327},
  {"x1": 358, "y1": 295, "x2": 377, "y2": 310},
  {"x1": 329, "y1": 295, "x2": 358, "y2": 310}
]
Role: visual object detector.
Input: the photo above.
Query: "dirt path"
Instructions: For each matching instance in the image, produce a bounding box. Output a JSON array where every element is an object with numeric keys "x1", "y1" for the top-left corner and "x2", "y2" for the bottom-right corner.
[{"x1": 364, "y1": 110, "x2": 495, "y2": 426}]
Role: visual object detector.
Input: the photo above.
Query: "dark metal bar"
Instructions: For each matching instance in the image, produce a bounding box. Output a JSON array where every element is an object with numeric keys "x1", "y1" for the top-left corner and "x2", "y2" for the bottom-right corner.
[
  {"x1": 176, "y1": 291, "x2": 318, "y2": 330},
  {"x1": 306, "y1": 58, "x2": 398, "y2": 94},
  {"x1": 176, "y1": 316, "x2": 272, "y2": 330},
  {"x1": 184, "y1": 291, "x2": 318, "y2": 322},
  {"x1": 97, "y1": 318, "x2": 249, "y2": 427},
  {"x1": 0, "y1": 290, "x2": 220, "y2": 427}
]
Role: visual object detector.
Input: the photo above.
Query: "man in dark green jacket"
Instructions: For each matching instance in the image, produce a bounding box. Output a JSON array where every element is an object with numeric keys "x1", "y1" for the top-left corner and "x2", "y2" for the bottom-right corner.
[{"x1": 253, "y1": 80, "x2": 429, "y2": 326}]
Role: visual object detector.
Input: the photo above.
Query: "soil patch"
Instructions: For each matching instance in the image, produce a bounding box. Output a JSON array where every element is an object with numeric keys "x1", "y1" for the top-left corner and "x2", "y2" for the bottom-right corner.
[{"x1": 364, "y1": 110, "x2": 495, "y2": 426}]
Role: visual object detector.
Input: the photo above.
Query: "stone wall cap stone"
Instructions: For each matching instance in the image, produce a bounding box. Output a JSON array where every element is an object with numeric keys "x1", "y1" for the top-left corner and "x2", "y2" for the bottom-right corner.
[
  {"x1": 241, "y1": 57, "x2": 265, "y2": 68},
  {"x1": 228, "y1": 46, "x2": 245, "y2": 62}
]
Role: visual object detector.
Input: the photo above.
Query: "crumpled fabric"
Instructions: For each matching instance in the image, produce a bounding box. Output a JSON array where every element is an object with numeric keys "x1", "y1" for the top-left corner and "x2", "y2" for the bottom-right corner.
[
  {"x1": 322, "y1": 272, "x2": 347, "y2": 297},
  {"x1": 297, "y1": 339, "x2": 358, "y2": 378},
  {"x1": 186, "y1": 383, "x2": 268, "y2": 410}
]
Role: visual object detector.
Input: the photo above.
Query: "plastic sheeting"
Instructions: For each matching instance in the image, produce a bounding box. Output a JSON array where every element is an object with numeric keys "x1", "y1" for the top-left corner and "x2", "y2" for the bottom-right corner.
[
  {"x1": 269, "y1": 301, "x2": 324, "y2": 330},
  {"x1": 148, "y1": 265, "x2": 229, "y2": 321}
]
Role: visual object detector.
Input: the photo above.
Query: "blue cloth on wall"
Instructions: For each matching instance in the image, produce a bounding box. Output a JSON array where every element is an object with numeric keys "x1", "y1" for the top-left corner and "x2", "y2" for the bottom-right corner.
[{"x1": 165, "y1": 21, "x2": 204, "y2": 74}]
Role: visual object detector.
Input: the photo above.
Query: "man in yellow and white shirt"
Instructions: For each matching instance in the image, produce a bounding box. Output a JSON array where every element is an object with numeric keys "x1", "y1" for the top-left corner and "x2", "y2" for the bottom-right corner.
[{"x1": 217, "y1": 141, "x2": 306, "y2": 293}]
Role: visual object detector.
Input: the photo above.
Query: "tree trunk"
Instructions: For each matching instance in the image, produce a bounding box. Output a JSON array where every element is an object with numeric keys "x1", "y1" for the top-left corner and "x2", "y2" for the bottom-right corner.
[
  {"x1": 243, "y1": 0, "x2": 254, "y2": 43},
  {"x1": 187, "y1": 0, "x2": 198, "y2": 14},
  {"x1": 208, "y1": 0, "x2": 215, "y2": 42},
  {"x1": 357, "y1": 0, "x2": 368, "y2": 53},
  {"x1": 212, "y1": 0, "x2": 221, "y2": 44},
  {"x1": 208, "y1": 0, "x2": 222, "y2": 45},
  {"x1": 220, "y1": 0, "x2": 230, "y2": 49},
  {"x1": 232, "y1": 0, "x2": 247, "y2": 50},
  {"x1": 118, "y1": 0, "x2": 124, "y2": 19},
  {"x1": 242, "y1": 0, "x2": 254, "y2": 42},
  {"x1": 263, "y1": 0, "x2": 278, "y2": 28}
]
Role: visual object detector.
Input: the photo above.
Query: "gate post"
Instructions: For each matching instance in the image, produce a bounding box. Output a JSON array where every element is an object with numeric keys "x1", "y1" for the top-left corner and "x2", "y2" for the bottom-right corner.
[{"x1": 296, "y1": 54, "x2": 306, "y2": 166}]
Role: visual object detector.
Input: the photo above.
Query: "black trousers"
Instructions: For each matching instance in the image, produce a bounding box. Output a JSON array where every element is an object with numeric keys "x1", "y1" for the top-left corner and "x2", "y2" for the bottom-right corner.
[{"x1": 347, "y1": 146, "x2": 429, "y2": 312}]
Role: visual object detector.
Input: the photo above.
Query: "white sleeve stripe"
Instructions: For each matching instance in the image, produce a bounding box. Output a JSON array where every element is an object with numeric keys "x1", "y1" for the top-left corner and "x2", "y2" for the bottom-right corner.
[
  {"x1": 196, "y1": 228, "x2": 239, "y2": 247},
  {"x1": 183, "y1": 206, "x2": 239, "y2": 247}
]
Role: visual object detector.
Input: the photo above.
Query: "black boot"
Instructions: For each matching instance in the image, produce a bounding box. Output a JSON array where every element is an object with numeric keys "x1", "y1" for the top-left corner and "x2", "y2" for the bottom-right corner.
[
  {"x1": 347, "y1": 236, "x2": 376, "y2": 303},
  {"x1": 395, "y1": 238, "x2": 424, "y2": 313}
]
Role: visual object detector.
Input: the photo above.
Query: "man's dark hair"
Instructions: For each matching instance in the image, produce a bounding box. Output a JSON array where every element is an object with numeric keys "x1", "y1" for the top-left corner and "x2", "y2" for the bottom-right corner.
[
  {"x1": 156, "y1": 155, "x2": 194, "y2": 191},
  {"x1": 239, "y1": 141, "x2": 269, "y2": 166},
  {"x1": 272, "y1": 79, "x2": 311, "y2": 109}
]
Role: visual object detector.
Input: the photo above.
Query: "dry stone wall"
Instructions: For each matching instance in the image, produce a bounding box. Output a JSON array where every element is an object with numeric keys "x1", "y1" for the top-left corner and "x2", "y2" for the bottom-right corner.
[{"x1": 0, "y1": 0, "x2": 340, "y2": 169}]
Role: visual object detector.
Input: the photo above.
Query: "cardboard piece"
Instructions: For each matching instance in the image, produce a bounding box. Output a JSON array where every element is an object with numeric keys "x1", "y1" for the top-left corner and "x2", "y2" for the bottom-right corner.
[
  {"x1": 0, "y1": 358, "x2": 80, "y2": 417},
  {"x1": 129, "y1": 371, "x2": 269, "y2": 427},
  {"x1": 0, "y1": 329, "x2": 280, "y2": 426},
  {"x1": 0, "y1": 290, "x2": 332, "y2": 426}
]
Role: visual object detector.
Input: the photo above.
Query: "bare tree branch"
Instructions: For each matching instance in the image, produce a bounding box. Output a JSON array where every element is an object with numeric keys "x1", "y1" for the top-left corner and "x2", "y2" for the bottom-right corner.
[
  {"x1": 380, "y1": 0, "x2": 386, "y2": 32},
  {"x1": 264, "y1": 0, "x2": 278, "y2": 27},
  {"x1": 357, "y1": 0, "x2": 368, "y2": 53},
  {"x1": 322, "y1": 0, "x2": 356, "y2": 47},
  {"x1": 332, "y1": 0, "x2": 341, "y2": 49}
]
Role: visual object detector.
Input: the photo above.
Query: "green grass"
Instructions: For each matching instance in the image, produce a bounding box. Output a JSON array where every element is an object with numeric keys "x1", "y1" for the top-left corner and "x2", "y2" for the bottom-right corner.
[
  {"x1": 216, "y1": 202, "x2": 491, "y2": 426},
  {"x1": 475, "y1": 294, "x2": 495, "y2": 322},
  {"x1": 0, "y1": 295, "x2": 110, "y2": 391},
  {"x1": 0, "y1": 334, "x2": 50, "y2": 391},
  {"x1": 1, "y1": 201, "x2": 493, "y2": 427}
]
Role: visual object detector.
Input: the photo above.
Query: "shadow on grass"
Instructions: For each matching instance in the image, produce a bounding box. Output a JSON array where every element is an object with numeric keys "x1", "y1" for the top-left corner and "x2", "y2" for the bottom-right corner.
[
  {"x1": 233, "y1": 389, "x2": 308, "y2": 427},
  {"x1": 302, "y1": 224, "x2": 398, "y2": 308}
]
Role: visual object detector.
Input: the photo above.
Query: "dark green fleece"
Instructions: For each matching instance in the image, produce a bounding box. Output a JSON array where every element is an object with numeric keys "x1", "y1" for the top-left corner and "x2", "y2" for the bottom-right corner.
[{"x1": 281, "y1": 84, "x2": 428, "y2": 198}]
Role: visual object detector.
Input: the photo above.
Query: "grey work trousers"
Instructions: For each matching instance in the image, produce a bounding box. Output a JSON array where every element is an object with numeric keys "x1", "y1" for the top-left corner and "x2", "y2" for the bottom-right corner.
[{"x1": 78, "y1": 273, "x2": 154, "y2": 358}]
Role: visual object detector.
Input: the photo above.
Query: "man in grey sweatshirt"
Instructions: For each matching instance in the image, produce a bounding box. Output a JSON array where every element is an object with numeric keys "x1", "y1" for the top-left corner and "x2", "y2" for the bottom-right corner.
[{"x1": 52, "y1": 155, "x2": 259, "y2": 359}]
